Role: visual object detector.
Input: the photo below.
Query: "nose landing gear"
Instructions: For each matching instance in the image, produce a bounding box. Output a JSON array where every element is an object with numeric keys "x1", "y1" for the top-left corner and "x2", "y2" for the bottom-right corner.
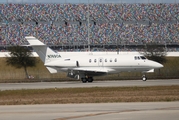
[{"x1": 142, "y1": 74, "x2": 147, "y2": 81}]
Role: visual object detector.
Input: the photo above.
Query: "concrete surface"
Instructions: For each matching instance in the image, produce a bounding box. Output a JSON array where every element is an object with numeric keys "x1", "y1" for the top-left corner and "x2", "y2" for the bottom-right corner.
[
  {"x1": 0, "y1": 102, "x2": 179, "y2": 120},
  {"x1": 0, "y1": 79, "x2": 179, "y2": 91}
]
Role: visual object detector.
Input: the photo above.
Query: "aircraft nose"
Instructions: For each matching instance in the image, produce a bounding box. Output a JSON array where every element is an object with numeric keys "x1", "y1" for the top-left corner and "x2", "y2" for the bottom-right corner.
[
  {"x1": 154, "y1": 62, "x2": 164, "y2": 68},
  {"x1": 148, "y1": 60, "x2": 163, "y2": 68}
]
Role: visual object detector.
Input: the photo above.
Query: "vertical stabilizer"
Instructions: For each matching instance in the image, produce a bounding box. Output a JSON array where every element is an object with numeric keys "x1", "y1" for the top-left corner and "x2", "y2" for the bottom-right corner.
[{"x1": 25, "y1": 36, "x2": 61, "y2": 63}]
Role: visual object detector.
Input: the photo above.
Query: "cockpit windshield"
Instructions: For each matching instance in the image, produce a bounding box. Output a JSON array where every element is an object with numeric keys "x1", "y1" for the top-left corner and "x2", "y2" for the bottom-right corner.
[
  {"x1": 140, "y1": 56, "x2": 147, "y2": 60},
  {"x1": 134, "y1": 56, "x2": 147, "y2": 60}
]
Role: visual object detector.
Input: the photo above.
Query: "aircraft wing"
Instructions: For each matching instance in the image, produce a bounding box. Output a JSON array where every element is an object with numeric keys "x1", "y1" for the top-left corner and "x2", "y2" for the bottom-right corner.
[
  {"x1": 143, "y1": 69, "x2": 154, "y2": 73},
  {"x1": 70, "y1": 67, "x2": 115, "y2": 76}
]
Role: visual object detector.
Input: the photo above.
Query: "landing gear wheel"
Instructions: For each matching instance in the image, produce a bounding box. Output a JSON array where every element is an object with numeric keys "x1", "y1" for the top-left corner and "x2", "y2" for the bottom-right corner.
[
  {"x1": 87, "y1": 77, "x2": 93, "y2": 83},
  {"x1": 142, "y1": 75, "x2": 147, "y2": 81},
  {"x1": 81, "y1": 78, "x2": 87, "y2": 83}
]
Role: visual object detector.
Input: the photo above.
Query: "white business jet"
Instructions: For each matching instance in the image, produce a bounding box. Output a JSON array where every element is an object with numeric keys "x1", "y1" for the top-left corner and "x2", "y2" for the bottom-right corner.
[{"x1": 25, "y1": 36, "x2": 163, "y2": 83}]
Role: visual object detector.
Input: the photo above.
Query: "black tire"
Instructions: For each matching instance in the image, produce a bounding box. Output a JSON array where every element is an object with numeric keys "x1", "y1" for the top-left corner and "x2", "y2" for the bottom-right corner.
[
  {"x1": 87, "y1": 77, "x2": 93, "y2": 83},
  {"x1": 142, "y1": 76, "x2": 147, "y2": 81},
  {"x1": 81, "y1": 78, "x2": 87, "y2": 83}
]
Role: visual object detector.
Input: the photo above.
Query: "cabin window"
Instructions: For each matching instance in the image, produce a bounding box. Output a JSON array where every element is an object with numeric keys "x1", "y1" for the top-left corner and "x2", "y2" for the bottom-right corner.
[
  {"x1": 94, "y1": 59, "x2": 97, "y2": 63},
  {"x1": 89, "y1": 59, "x2": 91, "y2": 63},
  {"x1": 110, "y1": 59, "x2": 112, "y2": 62},
  {"x1": 135, "y1": 56, "x2": 141, "y2": 60},
  {"x1": 114, "y1": 58, "x2": 117, "y2": 62},
  {"x1": 105, "y1": 59, "x2": 107, "y2": 62}
]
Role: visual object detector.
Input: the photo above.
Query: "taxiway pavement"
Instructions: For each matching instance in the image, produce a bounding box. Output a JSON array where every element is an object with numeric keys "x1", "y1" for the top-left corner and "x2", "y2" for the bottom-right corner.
[
  {"x1": 0, "y1": 79, "x2": 179, "y2": 91},
  {"x1": 0, "y1": 102, "x2": 179, "y2": 120},
  {"x1": 1, "y1": 80, "x2": 179, "y2": 120}
]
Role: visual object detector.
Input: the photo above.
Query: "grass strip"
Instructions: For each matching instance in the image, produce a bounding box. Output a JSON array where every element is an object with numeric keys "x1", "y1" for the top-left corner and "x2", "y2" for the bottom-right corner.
[{"x1": 0, "y1": 86, "x2": 179, "y2": 105}]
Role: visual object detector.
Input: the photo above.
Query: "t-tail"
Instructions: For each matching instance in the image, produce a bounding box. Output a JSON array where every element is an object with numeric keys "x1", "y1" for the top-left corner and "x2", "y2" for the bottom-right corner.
[{"x1": 25, "y1": 36, "x2": 61, "y2": 73}]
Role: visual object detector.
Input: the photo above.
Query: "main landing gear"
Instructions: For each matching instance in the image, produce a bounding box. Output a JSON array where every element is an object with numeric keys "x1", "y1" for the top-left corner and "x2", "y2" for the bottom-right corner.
[{"x1": 81, "y1": 77, "x2": 93, "y2": 83}]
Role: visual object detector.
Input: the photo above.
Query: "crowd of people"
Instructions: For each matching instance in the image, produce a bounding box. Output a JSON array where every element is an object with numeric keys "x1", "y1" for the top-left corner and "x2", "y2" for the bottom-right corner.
[{"x1": 0, "y1": 3, "x2": 178, "y2": 49}]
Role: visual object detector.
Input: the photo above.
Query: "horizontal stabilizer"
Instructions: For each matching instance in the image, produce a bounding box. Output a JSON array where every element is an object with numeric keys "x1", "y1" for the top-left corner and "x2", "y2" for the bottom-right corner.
[
  {"x1": 25, "y1": 36, "x2": 45, "y2": 46},
  {"x1": 46, "y1": 67, "x2": 58, "y2": 73}
]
